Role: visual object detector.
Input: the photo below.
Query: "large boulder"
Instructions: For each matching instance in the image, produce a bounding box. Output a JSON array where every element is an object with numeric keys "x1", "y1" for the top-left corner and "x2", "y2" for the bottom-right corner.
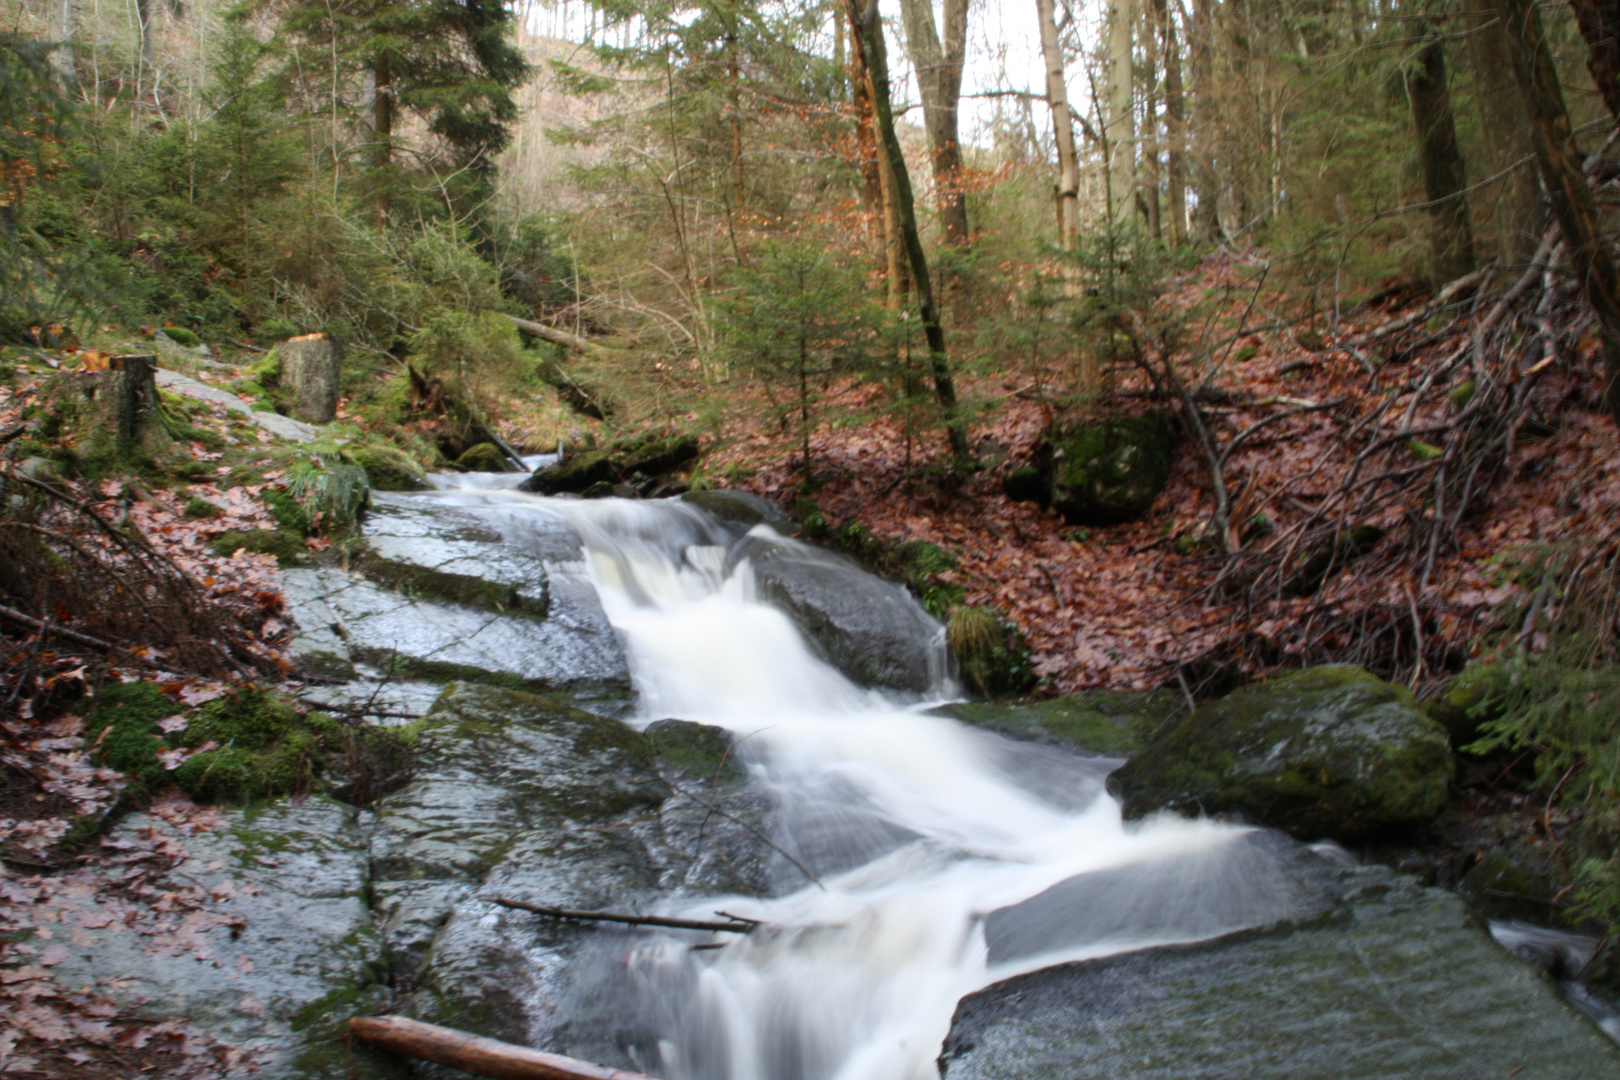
[
  {"x1": 729, "y1": 532, "x2": 947, "y2": 693},
  {"x1": 279, "y1": 493, "x2": 628, "y2": 694},
  {"x1": 519, "y1": 433, "x2": 701, "y2": 496},
  {"x1": 1108, "y1": 665, "x2": 1454, "y2": 842},
  {"x1": 942, "y1": 854, "x2": 1620, "y2": 1080},
  {"x1": 1004, "y1": 414, "x2": 1175, "y2": 524},
  {"x1": 371, "y1": 683, "x2": 771, "y2": 1044},
  {"x1": 681, "y1": 488, "x2": 794, "y2": 531}
]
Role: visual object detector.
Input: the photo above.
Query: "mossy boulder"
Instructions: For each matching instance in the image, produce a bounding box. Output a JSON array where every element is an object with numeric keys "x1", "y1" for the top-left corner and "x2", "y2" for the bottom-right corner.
[
  {"x1": 933, "y1": 689, "x2": 1181, "y2": 756},
  {"x1": 519, "y1": 449, "x2": 618, "y2": 494},
  {"x1": 262, "y1": 488, "x2": 311, "y2": 536},
  {"x1": 351, "y1": 443, "x2": 433, "y2": 492},
  {"x1": 645, "y1": 719, "x2": 745, "y2": 784},
  {"x1": 1047, "y1": 413, "x2": 1175, "y2": 525},
  {"x1": 209, "y1": 528, "x2": 309, "y2": 566},
  {"x1": 1426, "y1": 663, "x2": 1512, "y2": 748},
  {"x1": 1458, "y1": 847, "x2": 1566, "y2": 924},
  {"x1": 1108, "y1": 664, "x2": 1455, "y2": 842},
  {"x1": 620, "y1": 433, "x2": 700, "y2": 475},
  {"x1": 456, "y1": 442, "x2": 516, "y2": 473},
  {"x1": 681, "y1": 489, "x2": 793, "y2": 530}
]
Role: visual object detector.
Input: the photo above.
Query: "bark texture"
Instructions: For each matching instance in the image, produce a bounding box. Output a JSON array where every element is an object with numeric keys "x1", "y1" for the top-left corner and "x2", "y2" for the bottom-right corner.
[
  {"x1": 1407, "y1": 32, "x2": 1475, "y2": 287},
  {"x1": 1569, "y1": 0, "x2": 1620, "y2": 125},
  {"x1": 278, "y1": 333, "x2": 342, "y2": 424},
  {"x1": 858, "y1": 0, "x2": 970, "y2": 466},
  {"x1": 899, "y1": 0, "x2": 970, "y2": 247},
  {"x1": 349, "y1": 1016, "x2": 661, "y2": 1080},
  {"x1": 1105, "y1": 0, "x2": 1138, "y2": 229},
  {"x1": 1465, "y1": 0, "x2": 1542, "y2": 268},
  {"x1": 1502, "y1": 0, "x2": 1620, "y2": 423}
]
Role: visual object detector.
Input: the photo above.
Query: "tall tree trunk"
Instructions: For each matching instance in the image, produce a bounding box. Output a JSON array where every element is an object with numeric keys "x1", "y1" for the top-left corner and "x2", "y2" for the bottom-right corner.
[
  {"x1": 1465, "y1": 0, "x2": 1541, "y2": 269},
  {"x1": 843, "y1": 0, "x2": 887, "y2": 262},
  {"x1": 1158, "y1": 0, "x2": 1186, "y2": 245},
  {"x1": 1568, "y1": 0, "x2": 1620, "y2": 125},
  {"x1": 1106, "y1": 0, "x2": 1137, "y2": 230},
  {"x1": 1189, "y1": 0, "x2": 1220, "y2": 240},
  {"x1": 727, "y1": 26, "x2": 744, "y2": 215},
  {"x1": 1143, "y1": 0, "x2": 1162, "y2": 241},
  {"x1": 898, "y1": 0, "x2": 970, "y2": 247},
  {"x1": 1036, "y1": 0, "x2": 1081, "y2": 251},
  {"x1": 372, "y1": 55, "x2": 394, "y2": 225},
  {"x1": 52, "y1": 0, "x2": 76, "y2": 79},
  {"x1": 1502, "y1": 0, "x2": 1620, "y2": 424},
  {"x1": 858, "y1": 0, "x2": 970, "y2": 467},
  {"x1": 1407, "y1": 30, "x2": 1475, "y2": 287}
]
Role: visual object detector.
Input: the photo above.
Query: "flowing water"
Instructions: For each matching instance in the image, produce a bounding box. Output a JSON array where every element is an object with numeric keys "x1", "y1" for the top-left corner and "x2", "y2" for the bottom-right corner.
[{"x1": 418, "y1": 481, "x2": 1305, "y2": 1080}]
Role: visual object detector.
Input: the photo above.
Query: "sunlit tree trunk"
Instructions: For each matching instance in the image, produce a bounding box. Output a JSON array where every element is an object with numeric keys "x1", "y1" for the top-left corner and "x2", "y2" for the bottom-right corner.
[
  {"x1": 899, "y1": 0, "x2": 970, "y2": 248},
  {"x1": 843, "y1": 0, "x2": 889, "y2": 269},
  {"x1": 1406, "y1": 28, "x2": 1474, "y2": 286},
  {"x1": 1189, "y1": 0, "x2": 1219, "y2": 240},
  {"x1": 1036, "y1": 0, "x2": 1080, "y2": 251},
  {"x1": 1502, "y1": 0, "x2": 1620, "y2": 424},
  {"x1": 858, "y1": 0, "x2": 970, "y2": 466},
  {"x1": 1105, "y1": 0, "x2": 1137, "y2": 230},
  {"x1": 1157, "y1": 0, "x2": 1186, "y2": 245}
]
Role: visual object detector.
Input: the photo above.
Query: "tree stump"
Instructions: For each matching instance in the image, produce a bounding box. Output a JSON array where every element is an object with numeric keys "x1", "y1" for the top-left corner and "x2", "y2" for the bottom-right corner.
[
  {"x1": 278, "y1": 333, "x2": 342, "y2": 424},
  {"x1": 35, "y1": 354, "x2": 169, "y2": 473}
]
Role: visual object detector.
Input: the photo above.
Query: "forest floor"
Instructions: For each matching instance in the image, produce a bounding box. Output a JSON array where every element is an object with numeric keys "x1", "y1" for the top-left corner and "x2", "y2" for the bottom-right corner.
[{"x1": 712, "y1": 250, "x2": 1618, "y2": 697}]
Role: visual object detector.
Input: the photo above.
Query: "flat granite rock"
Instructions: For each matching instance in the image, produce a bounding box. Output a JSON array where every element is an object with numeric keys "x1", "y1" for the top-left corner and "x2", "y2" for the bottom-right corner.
[
  {"x1": 41, "y1": 799, "x2": 400, "y2": 1080},
  {"x1": 280, "y1": 493, "x2": 629, "y2": 694},
  {"x1": 942, "y1": 861, "x2": 1620, "y2": 1080}
]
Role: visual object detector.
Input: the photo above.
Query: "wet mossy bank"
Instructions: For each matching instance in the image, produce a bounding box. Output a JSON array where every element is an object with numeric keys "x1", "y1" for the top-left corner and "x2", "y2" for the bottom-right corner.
[{"x1": 58, "y1": 681, "x2": 766, "y2": 1078}]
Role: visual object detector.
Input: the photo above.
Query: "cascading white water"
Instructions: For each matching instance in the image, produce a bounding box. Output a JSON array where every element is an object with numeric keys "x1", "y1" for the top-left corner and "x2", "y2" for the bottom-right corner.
[{"x1": 416, "y1": 486, "x2": 1300, "y2": 1080}]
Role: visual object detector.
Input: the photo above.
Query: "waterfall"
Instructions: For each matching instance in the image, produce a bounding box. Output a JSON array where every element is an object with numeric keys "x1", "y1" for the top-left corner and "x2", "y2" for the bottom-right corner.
[{"x1": 413, "y1": 488, "x2": 1298, "y2": 1080}]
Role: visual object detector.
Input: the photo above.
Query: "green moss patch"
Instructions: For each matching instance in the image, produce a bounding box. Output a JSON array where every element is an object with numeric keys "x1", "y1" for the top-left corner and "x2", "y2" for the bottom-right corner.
[
  {"x1": 935, "y1": 689, "x2": 1179, "y2": 756},
  {"x1": 209, "y1": 529, "x2": 309, "y2": 566}
]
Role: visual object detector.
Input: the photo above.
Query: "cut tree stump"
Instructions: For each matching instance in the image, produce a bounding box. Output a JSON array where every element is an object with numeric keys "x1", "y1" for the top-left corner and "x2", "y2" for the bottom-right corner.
[
  {"x1": 278, "y1": 333, "x2": 342, "y2": 424},
  {"x1": 349, "y1": 1015, "x2": 664, "y2": 1080}
]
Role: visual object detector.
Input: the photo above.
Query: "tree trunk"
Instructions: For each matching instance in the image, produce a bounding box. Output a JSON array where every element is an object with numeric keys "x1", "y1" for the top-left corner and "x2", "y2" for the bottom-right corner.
[
  {"x1": 278, "y1": 333, "x2": 342, "y2": 424},
  {"x1": 350, "y1": 1016, "x2": 662, "y2": 1080},
  {"x1": 898, "y1": 0, "x2": 970, "y2": 248},
  {"x1": 1157, "y1": 0, "x2": 1186, "y2": 245},
  {"x1": 1106, "y1": 0, "x2": 1138, "y2": 230},
  {"x1": 372, "y1": 55, "x2": 394, "y2": 225},
  {"x1": 135, "y1": 0, "x2": 153, "y2": 67},
  {"x1": 1502, "y1": 0, "x2": 1620, "y2": 424},
  {"x1": 1189, "y1": 0, "x2": 1220, "y2": 240},
  {"x1": 1569, "y1": 0, "x2": 1620, "y2": 125},
  {"x1": 52, "y1": 0, "x2": 75, "y2": 80},
  {"x1": 1407, "y1": 30, "x2": 1475, "y2": 287},
  {"x1": 727, "y1": 25, "x2": 744, "y2": 214},
  {"x1": 842, "y1": 0, "x2": 890, "y2": 269},
  {"x1": 1142, "y1": 0, "x2": 1162, "y2": 241},
  {"x1": 1036, "y1": 0, "x2": 1081, "y2": 251},
  {"x1": 1466, "y1": 0, "x2": 1542, "y2": 269},
  {"x1": 857, "y1": 0, "x2": 970, "y2": 467}
]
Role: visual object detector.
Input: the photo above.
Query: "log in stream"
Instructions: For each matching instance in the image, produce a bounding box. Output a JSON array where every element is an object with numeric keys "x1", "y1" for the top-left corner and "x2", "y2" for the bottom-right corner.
[
  {"x1": 350, "y1": 1015, "x2": 663, "y2": 1080},
  {"x1": 488, "y1": 895, "x2": 757, "y2": 934}
]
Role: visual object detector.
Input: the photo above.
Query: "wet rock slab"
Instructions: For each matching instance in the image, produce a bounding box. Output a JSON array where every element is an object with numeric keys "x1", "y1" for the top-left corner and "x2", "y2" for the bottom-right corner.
[
  {"x1": 942, "y1": 861, "x2": 1620, "y2": 1080},
  {"x1": 43, "y1": 799, "x2": 401, "y2": 1079}
]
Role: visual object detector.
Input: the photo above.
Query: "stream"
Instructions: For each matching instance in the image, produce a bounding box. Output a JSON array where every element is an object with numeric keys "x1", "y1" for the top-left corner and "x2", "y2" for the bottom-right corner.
[{"x1": 417, "y1": 475, "x2": 1305, "y2": 1080}]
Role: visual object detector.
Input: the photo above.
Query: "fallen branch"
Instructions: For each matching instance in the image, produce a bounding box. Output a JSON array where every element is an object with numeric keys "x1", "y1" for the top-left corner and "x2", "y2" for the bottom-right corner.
[
  {"x1": 487, "y1": 896, "x2": 756, "y2": 934},
  {"x1": 504, "y1": 314, "x2": 626, "y2": 359},
  {"x1": 349, "y1": 1015, "x2": 662, "y2": 1080},
  {"x1": 1344, "y1": 265, "x2": 1490, "y2": 347},
  {"x1": 0, "y1": 602, "x2": 121, "y2": 653}
]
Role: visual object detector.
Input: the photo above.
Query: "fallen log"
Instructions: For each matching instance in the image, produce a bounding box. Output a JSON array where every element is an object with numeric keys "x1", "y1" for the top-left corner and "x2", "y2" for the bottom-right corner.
[
  {"x1": 350, "y1": 1015, "x2": 662, "y2": 1080},
  {"x1": 504, "y1": 314, "x2": 626, "y2": 358},
  {"x1": 489, "y1": 896, "x2": 755, "y2": 934}
]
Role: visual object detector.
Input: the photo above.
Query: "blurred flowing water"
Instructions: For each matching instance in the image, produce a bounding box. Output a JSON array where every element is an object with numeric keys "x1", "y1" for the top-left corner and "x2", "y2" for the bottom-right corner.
[{"x1": 414, "y1": 485, "x2": 1298, "y2": 1080}]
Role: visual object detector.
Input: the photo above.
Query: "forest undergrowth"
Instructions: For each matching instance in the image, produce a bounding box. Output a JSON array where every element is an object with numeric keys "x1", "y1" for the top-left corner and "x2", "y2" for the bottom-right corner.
[{"x1": 715, "y1": 245, "x2": 1619, "y2": 700}]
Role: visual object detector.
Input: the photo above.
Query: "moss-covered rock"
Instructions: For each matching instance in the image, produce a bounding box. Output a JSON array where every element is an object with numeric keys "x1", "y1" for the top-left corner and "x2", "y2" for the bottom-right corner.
[
  {"x1": 350, "y1": 443, "x2": 433, "y2": 492},
  {"x1": 456, "y1": 442, "x2": 516, "y2": 473},
  {"x1": 172, "y1": 688, "x2": 323, "y2": 803},
  {"x1": 519, "y1": 449, "x2": 618, "y2": 494},
  {"x1": 933, "y1": 689, "x2": 1181, "y2": 756},
  {"x1": 1048, "y1": 413, "x2": 1175, "y2": 525},
  {"x1": 681, "y1": 489, "x2": 794, "y2": 530},
  {"x1": 1457, "y1": 847, "x2": 1566, "y2": 924},
  {"x1": 209, "y1": 528, "x2": 309, "y2": 566},
  {"x1": 645, "y1": 719, "x2": 745, "y2": 784},
  {"x1": 1002, "y1": 465, "x2": 1048, "y2": 506},
  {"x1": 1108, "y1": 664, "x2": 1455, "y2": 842},
  {"x1": 1425, "y1": 663, "x2": 1512, "y2": 748},
  {"x1": 83, "y1": 681, "x2": 181, "y2": 788},
  {"x1": 620, "y1": 433, "x2": 700, "y2": 475}
]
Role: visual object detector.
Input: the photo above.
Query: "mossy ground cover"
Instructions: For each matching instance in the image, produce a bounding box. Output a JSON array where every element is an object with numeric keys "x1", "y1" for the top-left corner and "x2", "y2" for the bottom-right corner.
[{"x1": 81, "y1": 680, "x2": 412, "y2": 815}]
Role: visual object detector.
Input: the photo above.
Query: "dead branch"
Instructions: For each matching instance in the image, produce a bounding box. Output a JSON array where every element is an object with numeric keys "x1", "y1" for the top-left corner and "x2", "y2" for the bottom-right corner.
[
  {"x1": 486, "y1": 897, "x2": 755, "y2": 934},
  {"x1": 349, "y1": 1015, "x2": 662, "y2": 1080}
]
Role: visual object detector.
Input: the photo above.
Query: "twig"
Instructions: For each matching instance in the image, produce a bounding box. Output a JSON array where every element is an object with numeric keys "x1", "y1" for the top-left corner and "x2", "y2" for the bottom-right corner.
[
  {"x1": 0, "y1": 602, "x2": 123, "y2": 653},
  {"x1": 486, "y1": 897, "x2": 756, "y2": 934}
]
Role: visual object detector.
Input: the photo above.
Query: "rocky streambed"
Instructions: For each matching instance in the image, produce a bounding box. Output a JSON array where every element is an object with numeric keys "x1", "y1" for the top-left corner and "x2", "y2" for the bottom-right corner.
[{"x1": 42, "y1": 485, "x2": 1620, "y2": 1079}]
